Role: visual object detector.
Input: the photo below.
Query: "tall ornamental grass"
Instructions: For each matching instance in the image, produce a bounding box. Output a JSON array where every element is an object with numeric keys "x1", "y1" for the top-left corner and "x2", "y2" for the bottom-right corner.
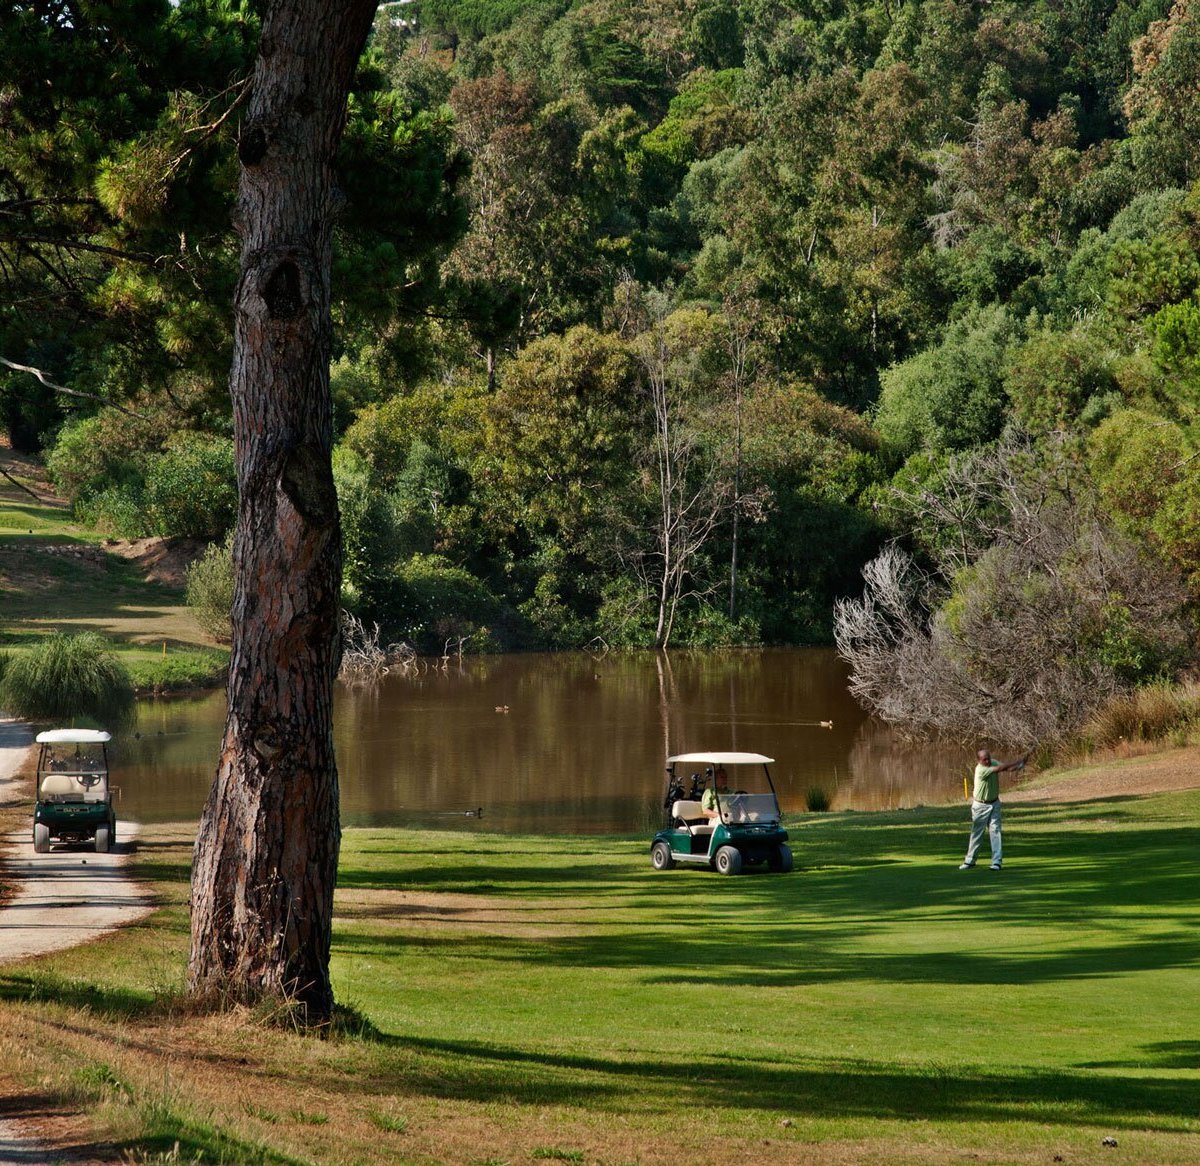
[
  {"x1": 1069, "y1": 680, "x2": 1200, "y2": 757},
  {"x1": 0, "y1": 632, "x2": 134, "y2": 727}
]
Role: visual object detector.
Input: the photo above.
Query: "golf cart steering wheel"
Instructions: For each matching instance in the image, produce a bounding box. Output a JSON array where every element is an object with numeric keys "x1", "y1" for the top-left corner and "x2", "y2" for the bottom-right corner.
[
  {"x1": 732, "y1": 789, "x2": 748, "y2": 795},
  {"x1": 79, "y1": 774, "x2": 101, "y2": 788}
]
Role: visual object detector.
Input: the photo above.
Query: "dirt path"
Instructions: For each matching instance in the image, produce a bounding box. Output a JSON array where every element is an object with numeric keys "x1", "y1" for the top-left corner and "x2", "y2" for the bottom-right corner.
[
  {"x1": 1007, "y1": 747, "x2": 1200, "y2": 803},
  {"x1": 0, "y1": 718, "x2": 153, "y2": 1164},
  {"x1": 0, "y1": 720, "x2": 153, "y2": 962}
]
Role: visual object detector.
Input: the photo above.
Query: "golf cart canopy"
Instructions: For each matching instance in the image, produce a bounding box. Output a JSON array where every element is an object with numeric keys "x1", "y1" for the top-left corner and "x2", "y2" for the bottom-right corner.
[
  {"x1": 667, "y1": 752, "x2": 774, "y2": 766},
  {"x1": 35, "y1": 729, "x2": 111, "y2": 744}
]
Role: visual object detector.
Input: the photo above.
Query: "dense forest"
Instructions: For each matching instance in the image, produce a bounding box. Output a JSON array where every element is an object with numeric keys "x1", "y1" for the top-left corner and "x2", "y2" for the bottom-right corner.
[{"x1": 2, "y1": 0, "x2": 1198, "y2": 738}]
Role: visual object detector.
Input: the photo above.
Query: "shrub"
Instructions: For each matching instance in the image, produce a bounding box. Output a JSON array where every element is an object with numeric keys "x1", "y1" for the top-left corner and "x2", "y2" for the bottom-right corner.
[
  {"x1": 0, "y1": 633, "x2": 134, "y2": 727},
  {"x1": 836, "y1": 437, "x2": 1194, "y2": 744},
  {"x1": 45, "y1": 412, "x2": 156, "y2": 500},
  {"x1": 185, "y1": 535, "x2": 234, "y2": 644},
  {"x1": 372, "y1": 554, "x2": 501, "y2": 654},
  {"x1": 334, "y1": 447, "x2": 407, "y2": 599},
  {"x1": 874, "y1": 305, "x2": 1019, "y2": 457},
  {"x1": 650, "y1": 600, "x2": 762, "y2": 648},
  {"x1": 516, "y1": 559, "x2": 596, "y2": 650},
  {"x1": 1005, "y1": 329, "x2": 1118, "y2": 435},
  {"x1": 58, "y1": 425, "x2": 236, "y2": 541},
  {"x1": 74, "y1": 482, "x2": 151, "y2": 538},
  {"x1": 144, "y1": 433, "x2": 236, "y2": 541}
]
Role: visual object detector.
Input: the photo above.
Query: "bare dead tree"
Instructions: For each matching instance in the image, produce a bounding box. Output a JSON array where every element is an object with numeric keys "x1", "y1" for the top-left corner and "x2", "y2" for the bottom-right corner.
[
  {"x1": 338, "y1": 611, "x2": 416, "y2": 684},
  {"x1": 631, "y1": 304, "x2": 735, "y2": 649}
]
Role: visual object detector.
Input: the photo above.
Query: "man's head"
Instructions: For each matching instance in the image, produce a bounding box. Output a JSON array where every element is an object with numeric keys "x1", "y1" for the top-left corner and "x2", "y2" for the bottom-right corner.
[
  {"x1": 977, "y1": 749, "x2": 991, "y2": 764},
  {"x1": 714, "y1": 766, "x2": 729, "y2": 789}
]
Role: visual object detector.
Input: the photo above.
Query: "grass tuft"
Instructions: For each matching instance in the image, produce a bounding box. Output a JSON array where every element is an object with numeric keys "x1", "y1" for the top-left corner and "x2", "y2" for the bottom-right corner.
[
  {"x1": 67, "y1": 1062, "x2": 133, "y2": 1105},
  {"x1": 805, "y1": 785, "x2": 832, "y2": 811},
  {"x1": 367, "y1": 1110, "x2": 408, "y2": 1134},
  {"x1": 0, "y1": 630, "x2": 134, "y2": 726}
]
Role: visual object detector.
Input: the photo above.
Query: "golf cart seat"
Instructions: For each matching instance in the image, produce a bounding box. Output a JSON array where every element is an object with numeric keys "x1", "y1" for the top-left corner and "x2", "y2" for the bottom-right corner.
[
  {"x1": 40, "y1": 773, "x2": 81, "y2": 800},
  {"x1": 672, "y1": 800, "x2": 714, "y2": 834}
]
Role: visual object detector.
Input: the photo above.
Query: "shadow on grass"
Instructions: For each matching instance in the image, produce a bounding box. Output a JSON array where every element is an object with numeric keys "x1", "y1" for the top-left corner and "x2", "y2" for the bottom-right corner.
[
  {"x1": 127, "y1": 1129, "x2": 306, "y2": 1166},
  {"x1": 0, "y1": 971, "x2": 156, "y2": 1017},
  {"x1": 335, "y1": 798, "x2": 1200, "y2": 989},
  {"x1": 335, "y1": 1033, "x2": 1199, "y2": 1131},
  {"x1": 1079, "y1": 1041, "x2": 1200, "y2": 1070},
  {"x1": 0, "y1": 547, "x2": 187, "y2": 628},
  {"x1": 337, "y1": 860, "x2": 637, "y2": 895},
  {"x1": 127, "y1": 852, "x2": 193, "y2": 885},
  {"x1": 0, "y1": 497, "x2": 71, "y2": 521},
  {"x1": 333, "y1": 918, "x2": 1200, "y2": 989}
]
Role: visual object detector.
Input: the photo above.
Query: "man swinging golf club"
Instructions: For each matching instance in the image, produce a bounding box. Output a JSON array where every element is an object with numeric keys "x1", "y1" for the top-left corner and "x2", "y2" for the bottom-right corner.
[{"x1": 959, "y1": 748, "x2": 1030, "y2": 871}]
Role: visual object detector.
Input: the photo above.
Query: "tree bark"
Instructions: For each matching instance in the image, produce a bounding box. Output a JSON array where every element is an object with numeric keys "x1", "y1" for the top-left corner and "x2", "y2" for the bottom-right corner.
[{"x1": 188, "y1": 0, "x2": 377, "y2": 1023}]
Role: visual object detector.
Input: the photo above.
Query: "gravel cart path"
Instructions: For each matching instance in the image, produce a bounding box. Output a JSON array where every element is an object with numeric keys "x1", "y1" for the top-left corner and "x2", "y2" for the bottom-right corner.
[{"x1": 0, "y1": 717, "x2": 153, "y2": 1164}]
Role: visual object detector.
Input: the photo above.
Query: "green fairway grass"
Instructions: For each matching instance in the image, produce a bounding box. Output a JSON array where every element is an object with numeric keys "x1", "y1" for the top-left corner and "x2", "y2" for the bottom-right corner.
[{"x1": 2, "y1": 780, "x2": 1197, "y2": 1164}]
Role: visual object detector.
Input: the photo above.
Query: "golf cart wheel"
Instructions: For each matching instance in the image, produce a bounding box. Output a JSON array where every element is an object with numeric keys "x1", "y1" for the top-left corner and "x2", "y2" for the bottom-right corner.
[
  {"x1": 714, "y1": 845, "x2": 743, "y2": 876},
  {"x1": 94, "y1": 825, "x2": 110, "y2": 854},
  {"x1": 769, "y1": 844, "x2": 794, "y2": 873},
  {"x1": 33, "y1": 823, "x2": 49, "y2": 853},
  {"x1": 651, "y1": 841, "x2": 675, "y2": 871}
]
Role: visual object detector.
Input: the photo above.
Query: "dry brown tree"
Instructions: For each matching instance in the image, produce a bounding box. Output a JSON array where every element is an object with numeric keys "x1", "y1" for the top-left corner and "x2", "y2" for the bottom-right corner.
[{"x1": 835, "y1": 433, "x2": 1191, "y2": 744}]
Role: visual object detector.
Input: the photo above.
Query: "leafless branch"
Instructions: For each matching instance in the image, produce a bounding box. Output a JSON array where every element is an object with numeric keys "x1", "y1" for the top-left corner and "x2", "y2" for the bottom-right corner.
[{"x1": 0, "y1": 357, "x2": 147, "y2": 419}]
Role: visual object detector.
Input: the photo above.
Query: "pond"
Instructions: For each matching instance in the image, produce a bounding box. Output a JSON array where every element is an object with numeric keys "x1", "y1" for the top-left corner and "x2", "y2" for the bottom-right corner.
[{"x1": 119, "y1": 648, "x2": 965, "y2": 834}]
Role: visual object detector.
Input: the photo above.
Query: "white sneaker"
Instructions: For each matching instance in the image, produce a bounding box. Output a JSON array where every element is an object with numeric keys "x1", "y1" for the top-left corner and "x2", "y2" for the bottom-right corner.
[
  {"x1": 990, "y1": 863, "x2": 1002, "y2": 871},
  {"x1": 958, "y1": 862, "x2": 975, "y2": 870}
]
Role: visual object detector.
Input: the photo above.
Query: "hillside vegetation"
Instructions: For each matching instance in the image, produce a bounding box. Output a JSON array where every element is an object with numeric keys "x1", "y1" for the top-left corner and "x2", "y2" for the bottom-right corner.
[{"x1": 2, "y1": 0, "x2": 1199, "y2": 739}]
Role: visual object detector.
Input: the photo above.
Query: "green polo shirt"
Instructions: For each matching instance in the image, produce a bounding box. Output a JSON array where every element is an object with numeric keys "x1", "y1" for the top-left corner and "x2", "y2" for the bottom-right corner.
[{"x1": 973, "y1": 763, "x2": 1000, "y2": 803}]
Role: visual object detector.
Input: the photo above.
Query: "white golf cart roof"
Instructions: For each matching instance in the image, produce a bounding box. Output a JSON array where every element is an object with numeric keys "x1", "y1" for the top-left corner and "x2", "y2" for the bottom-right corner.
[
  {"x1": 668, "y1": 752, "x2": 774, "y2": 766},
  {"x1": 35, "y1": 729, "x2": 112, "y2": 744}
]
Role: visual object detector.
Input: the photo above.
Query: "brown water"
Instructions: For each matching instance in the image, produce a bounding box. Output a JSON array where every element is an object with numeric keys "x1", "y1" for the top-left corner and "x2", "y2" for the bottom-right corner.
[{"x1": 118, "y1": 648, "x2": 965, "y2": 833}]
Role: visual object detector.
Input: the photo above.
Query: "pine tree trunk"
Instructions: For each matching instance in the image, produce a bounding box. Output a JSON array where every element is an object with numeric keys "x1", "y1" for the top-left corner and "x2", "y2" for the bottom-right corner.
[{"x1": 188, "y1": 0, "x2": 377, "y2": 1023}]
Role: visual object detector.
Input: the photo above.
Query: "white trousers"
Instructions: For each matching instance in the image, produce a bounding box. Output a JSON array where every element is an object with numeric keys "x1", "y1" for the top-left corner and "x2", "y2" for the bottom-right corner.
[{"x1": 965, "y1": 799, "x2": 1002, "y2": 866}]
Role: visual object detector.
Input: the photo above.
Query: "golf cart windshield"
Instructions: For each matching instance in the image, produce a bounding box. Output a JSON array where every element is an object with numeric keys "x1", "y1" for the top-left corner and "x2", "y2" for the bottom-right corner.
[
  {"x1": 665, "y1": 751, "x2": 782, "y2": 825},
  {"x1": 36, "y1": 731, "x2": 110, "y2": 803},
  {"x1": 719, "y1": 792, "x2": 780, "y2": 824}
]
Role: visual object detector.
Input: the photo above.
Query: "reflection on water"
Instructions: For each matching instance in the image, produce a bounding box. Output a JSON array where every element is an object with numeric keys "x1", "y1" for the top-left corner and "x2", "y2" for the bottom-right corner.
[{"x1": 119, "y1": 648, "x2": 967, "y2": 833}]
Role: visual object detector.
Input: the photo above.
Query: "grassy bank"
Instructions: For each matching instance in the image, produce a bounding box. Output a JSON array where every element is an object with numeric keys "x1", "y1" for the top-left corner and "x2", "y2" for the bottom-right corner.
[
  {"x1": 0, "y1": 455, "x2": 226, "y2": 691},
  {"x1": 1, "y1": 764, "x2": 1198, "y2": 1165}
]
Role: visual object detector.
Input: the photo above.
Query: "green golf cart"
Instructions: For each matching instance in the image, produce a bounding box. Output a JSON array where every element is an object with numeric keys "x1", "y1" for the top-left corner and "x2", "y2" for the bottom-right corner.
[
  {"x1": 650, "y1": 751, "x2": 793, "y2": 875},
  {"x1": 32, "y1": 728, "x2": 116, "y2": 853}
]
